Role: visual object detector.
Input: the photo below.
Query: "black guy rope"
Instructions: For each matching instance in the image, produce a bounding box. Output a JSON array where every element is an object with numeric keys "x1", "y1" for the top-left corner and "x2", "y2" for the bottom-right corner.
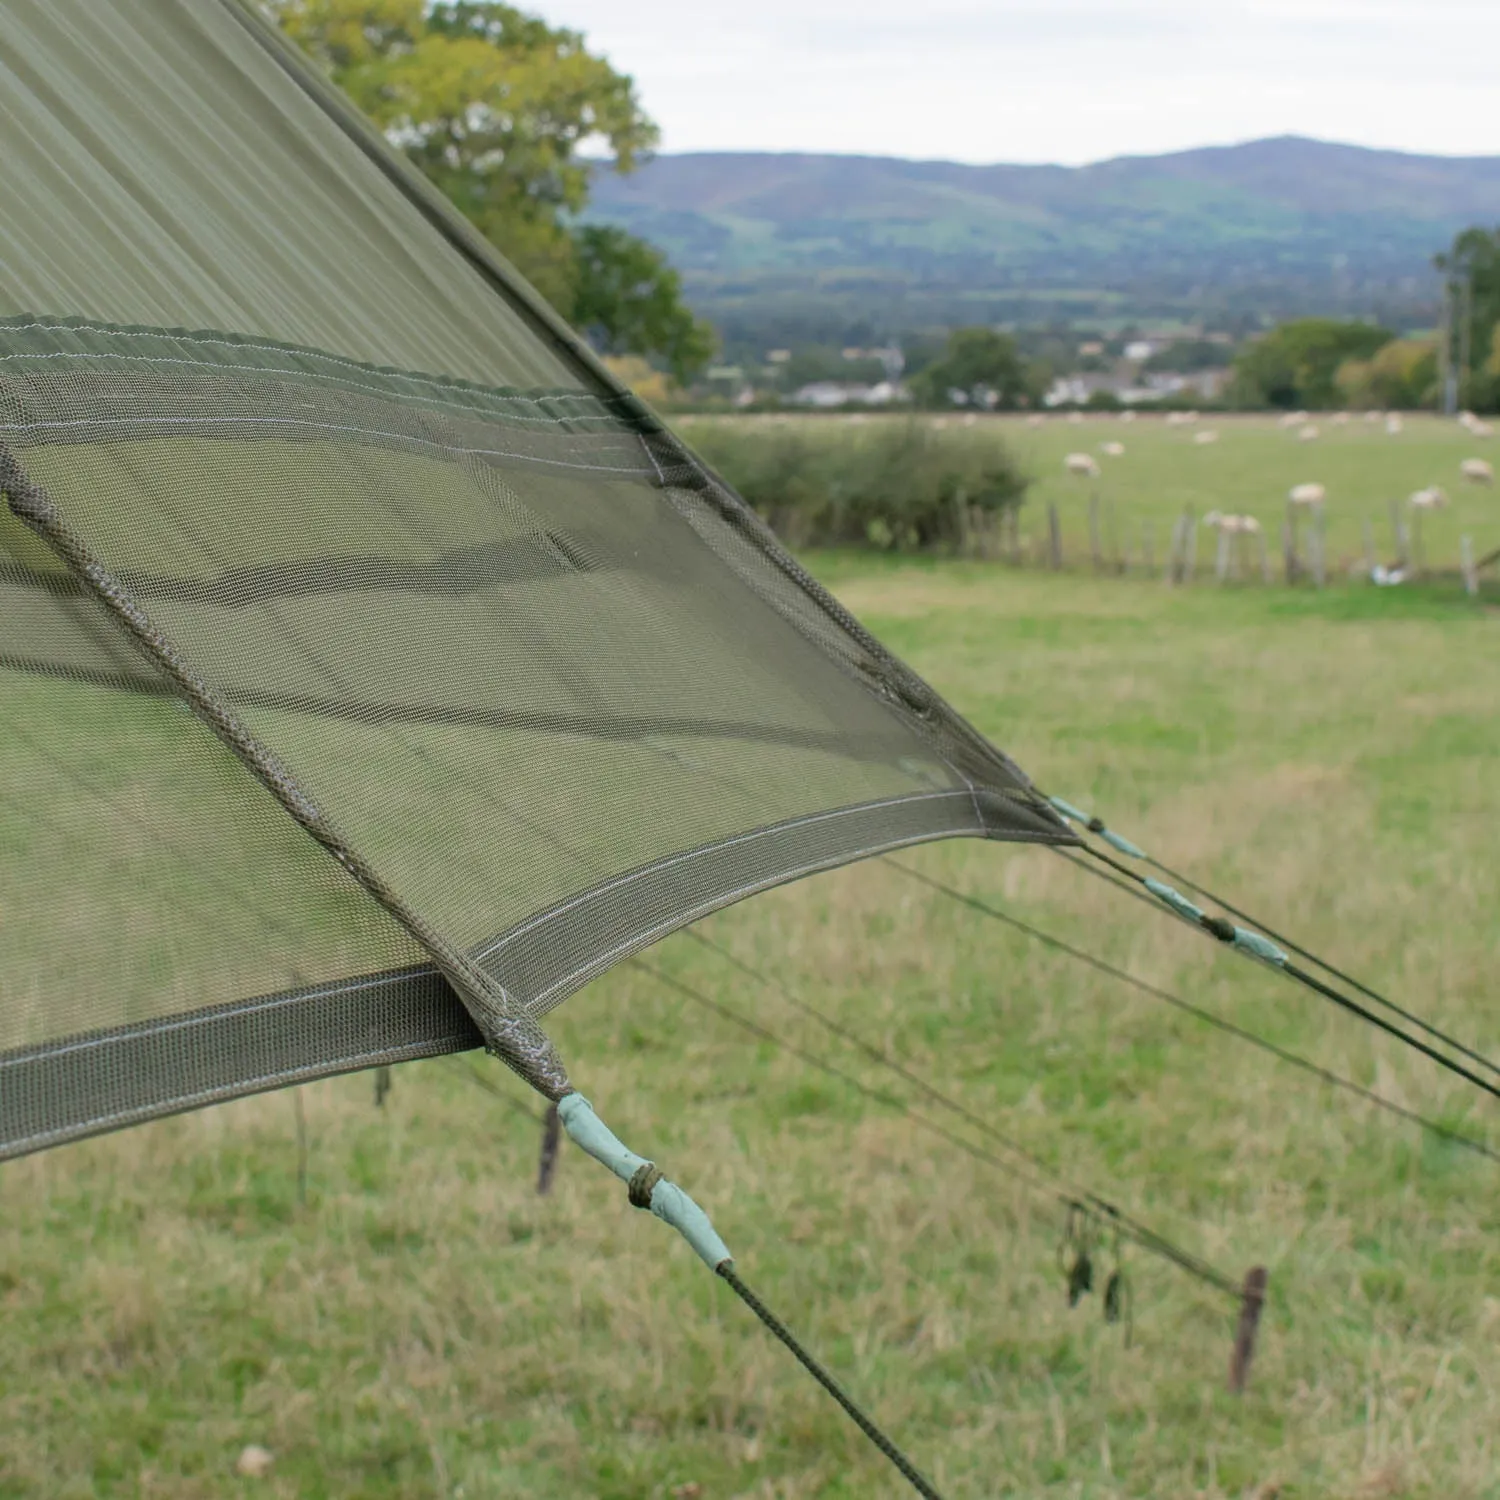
[
  {"x1": 632, "y1": 957, "x2": 1239, "y2": 1300},
  {"x1": 715, "y1": 1264, "x2": 946, "y2": 1500},
  {"x1": 1071, "y1": 839, "x2": 1500, "y2": 1109},
  {"x1": 1044, "y1": 797, "x2": 1500, "y2": 1088},
  {"x1": 887, "y1": 859, "x2": 1500, "y2": 1166},
  {"x1": 448, "y1": 990, "x2": 946, "y2": 1495},
  {"x1": 1140, "y1": 850, "x2": 1500, "y2": 1083}
]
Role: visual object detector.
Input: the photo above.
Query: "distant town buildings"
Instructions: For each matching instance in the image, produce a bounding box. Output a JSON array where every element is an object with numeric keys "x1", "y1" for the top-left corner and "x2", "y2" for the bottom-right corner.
[{"x1": 791, "y1": 380, "x2": 904, "y2": 407}]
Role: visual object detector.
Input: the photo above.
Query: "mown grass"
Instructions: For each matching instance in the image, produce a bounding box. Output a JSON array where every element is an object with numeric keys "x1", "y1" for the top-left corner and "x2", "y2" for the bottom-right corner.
[{"x1": 4, "y1": 561, "x2": 1500, "y2": 1498}]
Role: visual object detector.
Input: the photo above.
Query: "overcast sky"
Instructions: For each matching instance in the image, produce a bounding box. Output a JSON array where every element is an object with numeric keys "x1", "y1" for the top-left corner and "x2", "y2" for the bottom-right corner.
[{"x1": 551, "y1": 0, "x2": 1500, "y2": 165}]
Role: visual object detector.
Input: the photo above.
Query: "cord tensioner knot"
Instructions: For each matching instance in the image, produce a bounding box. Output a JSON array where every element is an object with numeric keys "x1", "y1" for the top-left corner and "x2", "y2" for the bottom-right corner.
[
  {"x1": 558, "y1": 1093, "x2": 733, "y2": 1271},
  {"x1": 628, "y1": 1161, "x2": 664, "y2": 1209}
]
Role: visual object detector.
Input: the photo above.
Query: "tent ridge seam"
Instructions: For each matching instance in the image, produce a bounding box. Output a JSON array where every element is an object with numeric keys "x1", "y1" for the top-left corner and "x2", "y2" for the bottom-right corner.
[{"x1": 0, "y1": 316, "x2": 640, "y2": 415}]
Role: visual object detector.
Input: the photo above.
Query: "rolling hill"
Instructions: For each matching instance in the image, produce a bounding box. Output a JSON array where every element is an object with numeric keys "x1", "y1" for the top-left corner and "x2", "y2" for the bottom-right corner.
[{"x1": 583, "y1": 137, "x2": 1500, "y2": 339}]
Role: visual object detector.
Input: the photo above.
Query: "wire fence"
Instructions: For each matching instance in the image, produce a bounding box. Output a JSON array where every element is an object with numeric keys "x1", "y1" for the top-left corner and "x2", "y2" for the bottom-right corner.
[{"x1": 972, "y1": 494, "x2": 1498, "y2": 594}]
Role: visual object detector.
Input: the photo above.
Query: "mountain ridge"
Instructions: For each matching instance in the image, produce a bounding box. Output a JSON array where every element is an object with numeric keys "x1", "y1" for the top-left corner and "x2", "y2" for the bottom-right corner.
[{"x1": 582, "y1": 136, "x2": 1500, "y2": 336}]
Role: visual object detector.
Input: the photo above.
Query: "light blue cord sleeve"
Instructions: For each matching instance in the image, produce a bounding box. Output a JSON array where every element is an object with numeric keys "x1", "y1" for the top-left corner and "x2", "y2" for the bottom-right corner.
[
  {"x1": 1144, "y1": 877, "x2": 1205, "y2": 924},
  {"x1": 1048, "y1": 796, "x2": 1089, "y2": 825},
  {"x1": 1048, "y1": 795, "x2": 1146, "y2": 858},
  {"x1": 1098, "y1": 826, "x2": 1146, "y2": 859},
  {"x1": 558, "y1": 1093, "x2": 733, "y2": 1271},
  {"x1": 1232, "y1": 928, "x2": 1288, "y2": 968}
]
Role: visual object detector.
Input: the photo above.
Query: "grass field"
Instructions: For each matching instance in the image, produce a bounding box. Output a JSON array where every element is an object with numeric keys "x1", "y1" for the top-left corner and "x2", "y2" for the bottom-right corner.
[
  {"x1": 4, "y1": 559, "x2": 1500, "y2": 1498},
  {"x1": 678, "y1": 412, "x2": 1500, "y2": 581}
]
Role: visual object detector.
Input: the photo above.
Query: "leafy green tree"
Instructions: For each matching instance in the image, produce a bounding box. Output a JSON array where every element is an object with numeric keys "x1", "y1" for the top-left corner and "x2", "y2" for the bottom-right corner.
[
  {"x1": 571, "y1": 227, "x2": 715, "y2": 385},
  {"x1": 912, "y1": 328, "x2": 1033, "y2": 410},
  {"x1": 1335, "y1": 338, "x2": 1438, "y2": 411},
  {"x1": 1436, "y1": 226, "x2": 1500, "y2": 411},
  {"x1": 273, "y1": 1, "x2": 712, "y2": 377},
  {"x1": 1231, "y1": 319, "x2": 1394, "y2": 409}
]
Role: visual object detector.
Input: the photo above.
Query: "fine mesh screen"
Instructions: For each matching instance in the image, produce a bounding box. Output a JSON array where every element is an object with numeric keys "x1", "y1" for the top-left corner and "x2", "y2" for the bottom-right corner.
[{"x1": 0, "y1": 0, "x2": 1073, "y2": 1159}]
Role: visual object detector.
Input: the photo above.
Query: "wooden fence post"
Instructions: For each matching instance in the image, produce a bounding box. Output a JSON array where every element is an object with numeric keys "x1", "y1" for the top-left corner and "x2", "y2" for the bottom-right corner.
[
  {"x1": 1228, "y1": 1266, "x2": 1269, "y2": 1394},
  {"x1": 1048, "y1": 502, "x2": 1063, "y2": 570},
  {"x1": 1283, "y1": 505, "x2": 1298, "y2": 583},
  {"x1": 1462, "y1": 534, "x2": 1478, "y2": 596},
  {"x1": 1107, "y1": 498, "x2": 1121, "y2": 572},
  {"x1": 1183, "y1": 512, "x2": 1198, "y2": 583},
  {"x1": 1088, "y1": 492, "x2": 1103, "y2": 571},
  {"x1": 1258, "y1": 529, "x2": 1271, "y2": 583},
  {"x1": 1388, "y1": 498, "x2": 1408, "y2": 569},
  {"x1": 1312, "y1": 508, "x2": 1326, "y2": 589},
  {"x1": 1143, "y1": 520, "x2": 1155, "y2": 577},
  {"x1": 1361, "y1": 517, "x2": 1377, "y2": 578},
  {"x1": 537, "y1": 1101, "x2": 561, "y2": 1195},
  {"x1": 1214, "y1": 524, "x2": 1230, "y2": 583}
]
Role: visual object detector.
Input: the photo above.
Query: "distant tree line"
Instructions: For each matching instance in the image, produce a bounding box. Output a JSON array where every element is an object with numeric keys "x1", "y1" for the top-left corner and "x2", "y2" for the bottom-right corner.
[{"x1": 1224, "y1": 226, "x2": 1500, "y2": 413}]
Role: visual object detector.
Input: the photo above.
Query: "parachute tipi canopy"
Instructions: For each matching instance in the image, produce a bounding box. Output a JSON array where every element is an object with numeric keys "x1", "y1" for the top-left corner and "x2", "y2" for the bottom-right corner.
[{"x1": 0, "y1": 0, "x2": 1071, "y2": 1157}]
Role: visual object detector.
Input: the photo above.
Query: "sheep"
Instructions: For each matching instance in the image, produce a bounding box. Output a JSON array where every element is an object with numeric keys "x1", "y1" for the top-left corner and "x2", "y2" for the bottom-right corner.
[
  {"x1": 1024, "y1": 413, "x2": 1045, "y2": 427},
  {"x1": 1064, "y1": 452, "x2": 1101, "y2": 478},
  {"x1": 1363, "y1": 410, "x2": 1381, "y2": 423},
  {"x1": 1469, "y1": 420, "x2": 1494, "y2": 439},
  {"x1": 1460, "y1": 457, "x2": 1494, "y2": 485},
  {"x1": 1165, "y1": 411, "x2": 1190, "y2": 426},
  {"x1": 1204, "y1": 511, "x2": 1262, "y2": 534},
  {"x1": 1119, "y1": 409, "x2": 1137, "y2": 424},
  {"x1": 1100, "y1": 441, "x2": 1125, "y2": 456},
  {"x1": 1408, "y1": 486, "x2": 1448, "y2": 510},
  {"x1": 1298, "y1": 424, "x2": 1320, "y2": 441},
  {"x1": 1067, "y1": 411, "x2": 1083, "y2": 424},
  {"x1": 1287, "y1": 482, "x2": 1326, "y2": 506},
  {"x1": 1332, "y1": 412, "x2": 1350, "y2": 425},
  {"x1": 1192, "y1": 429, "x2": 1219, "y2": 445},
  {"x1": 1385, "y1": 413, "x2": 1403, "y2": 435},
  {"x1": 1278, "y1": 411, "x2": 1309, "y2": 429}
]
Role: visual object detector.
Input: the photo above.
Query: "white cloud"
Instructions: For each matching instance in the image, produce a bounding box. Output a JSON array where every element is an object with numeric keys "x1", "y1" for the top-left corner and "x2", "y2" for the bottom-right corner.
[{"x1": 549, "y1": 0, "x2": 1500, "y2": 163}]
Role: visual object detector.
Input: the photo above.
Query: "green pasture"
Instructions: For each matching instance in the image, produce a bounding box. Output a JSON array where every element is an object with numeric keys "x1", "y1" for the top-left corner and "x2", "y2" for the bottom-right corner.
[
  {"x1": 4, "y1": 560, "x2": 1499, "y2": 1497},
  {"x1": 678, "y1": 412, "x2": 1500, "y2": 579}
]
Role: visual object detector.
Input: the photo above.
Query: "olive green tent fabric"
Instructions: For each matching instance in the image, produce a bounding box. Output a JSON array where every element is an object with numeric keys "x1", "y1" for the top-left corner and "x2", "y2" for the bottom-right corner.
[
  {"x1": 0, "y1": 0, "x2": 1072, "y2": 1159},
  {"x1": 0, "y1": 0, "x2": 571, "y2": 386}
]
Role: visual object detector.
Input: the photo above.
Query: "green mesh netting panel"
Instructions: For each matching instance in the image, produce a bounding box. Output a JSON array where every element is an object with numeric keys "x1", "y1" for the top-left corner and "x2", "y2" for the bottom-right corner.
[{"x1": 0, "y1": 0, "x2": 1072, "y2": 1158}]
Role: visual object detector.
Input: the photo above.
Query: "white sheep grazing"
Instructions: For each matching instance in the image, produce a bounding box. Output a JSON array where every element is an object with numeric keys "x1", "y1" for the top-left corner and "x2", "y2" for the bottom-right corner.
[
  {"x1": 1100, "y1": 441, "x2": 1125, "y2": 456},
  {"x1": 1278, "y1": 411, "x2": 1309, "y2": 429},
  {"x1": 1469, "y1": 420, "x2": 1494, "y2": 439},
  {"x1": 1193, "y1": 429, "x2": 1219, "y2": 445},
  {"x1": 1064, "y1": 452, "x2": 1101, "y2": 478},
  {"x1": 1067, "y1": 411, "x2": 1083, "y2": 424},
  {"x1": 1298, "y1": 424, "x2": 1320, "y2": 441},
  {"x1": 1204, "y1": 512, "x2": 1262, "y2": 534},
  {"x1": 1332, "y1": 412, "x2": 1349, "y2": 425},
  {"x1": 1409, "y1": 486, "x2": 1448, "y2": 510},
  {"x1": 1165, "y1": 411, "x2": 1189, "y2": 426},
  {"x1": 1363, "y1": 410, "x2": 1381, "y2": 423},
  {"x1": 1287, "y1": 482, "x2": 1326, "y2": 506},
  {"x1": 1385, "y1": 413, "x2": 1404, "y2": 435},
  {"x1": 1025, "y1": 413, "x2": 1045, "y2": 427},
  {"x1": 1460, "y1": 457, "x2": 1494, "y2": 485},
  {"x1": 1119, "y1": 410, "x2": 1137, "y2": 423}
]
